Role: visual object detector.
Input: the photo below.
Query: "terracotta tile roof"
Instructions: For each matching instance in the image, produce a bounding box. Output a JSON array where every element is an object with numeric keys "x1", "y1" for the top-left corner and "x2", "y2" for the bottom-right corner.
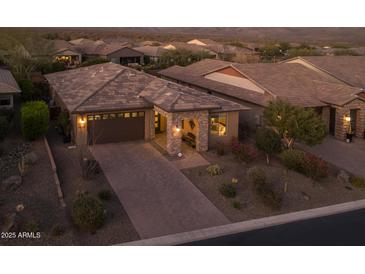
[
  {"x1": 300, "y1": 56, "x2": 365, "y2": 88},
  {"x1": 0, "y1": 68, "x2": 21, "y2": 94},
  {"x1": 45, "y1": 63, "x2": 247, "y2": 114},
  {"x1": 51, "y1": 39, "x2": 73, "y2": 52}
]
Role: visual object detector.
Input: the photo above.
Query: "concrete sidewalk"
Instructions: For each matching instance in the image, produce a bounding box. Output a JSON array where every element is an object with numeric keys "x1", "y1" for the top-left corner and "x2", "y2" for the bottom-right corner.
[{"x1": 91, "y1": 142, "x2": 229, "y2": 239}]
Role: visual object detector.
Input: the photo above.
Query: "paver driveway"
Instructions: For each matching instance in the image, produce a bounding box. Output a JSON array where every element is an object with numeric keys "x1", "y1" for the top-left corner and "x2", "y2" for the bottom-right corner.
[
  {"x1": 91, "y1": 142, "x2": 229, "y2": 239},
  {"x1": 298, "y1": 137, "x2": 365, "y2": 178}
]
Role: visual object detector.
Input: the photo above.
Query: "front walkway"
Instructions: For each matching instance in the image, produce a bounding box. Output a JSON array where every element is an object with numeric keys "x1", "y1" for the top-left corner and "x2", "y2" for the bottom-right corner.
[
  {"x1": 153, "y1": 133, "x2": 210, "y2": 170},
  {"x1": 91, "y1": 142, "x2": 228, "y2": 239},
  {"x1": 298, "y1": 137, "x2": 365, "y2": 178}
]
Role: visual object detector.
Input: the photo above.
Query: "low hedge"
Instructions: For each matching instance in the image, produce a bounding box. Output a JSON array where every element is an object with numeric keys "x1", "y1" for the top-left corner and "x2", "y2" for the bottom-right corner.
[
  {"x1": 280, "y1": 149, "x2": 328, "y2": 180},
  {"x1": 21, "y1": 101, "x2": 49, "y2": 140}
]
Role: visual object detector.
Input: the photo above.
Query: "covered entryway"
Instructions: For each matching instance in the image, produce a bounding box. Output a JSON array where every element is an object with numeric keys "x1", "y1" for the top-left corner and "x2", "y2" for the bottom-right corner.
[{"x1": 87, "y1": 111, "x2": 145, "y2": 144}]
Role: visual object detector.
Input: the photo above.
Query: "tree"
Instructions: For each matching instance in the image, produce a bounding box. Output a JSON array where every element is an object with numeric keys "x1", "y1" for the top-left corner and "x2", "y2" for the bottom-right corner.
[
  {"x1": 255, "y1": 127, "x2": 282, "y2": 164},
  {"x1": 158, "y1": 49, "x2": 212, "y2": 68},
  {"x1": 21, "y1": 101, "x2": 49, "y2": 140},
  {"x1": 263, "y1": 100, "x2": 327, "y2": 149}
]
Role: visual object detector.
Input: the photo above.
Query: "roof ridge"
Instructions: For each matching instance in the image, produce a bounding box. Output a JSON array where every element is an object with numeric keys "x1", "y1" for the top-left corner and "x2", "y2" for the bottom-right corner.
[{"x1": 73, "y1": 67, "x2": 126, "y2": 112}]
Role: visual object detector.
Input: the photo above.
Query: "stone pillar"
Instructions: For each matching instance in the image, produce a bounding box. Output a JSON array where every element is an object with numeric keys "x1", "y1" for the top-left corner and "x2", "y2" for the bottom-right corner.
[
  {"x1": 355, "y1": 108, "x2": 365, "y2": 138},
  {"x1": 321, "y1": 106, "x2": 330, "y2": 132},
  {"x1": 335, "y1": 108, "x2": 349, "y2": 141},
  {"x1": 196, "y1": 111, "x2": 209, "y2": 152},
  {"x1": 166, "y1": 113, "x2": 182, "y2": 155}
]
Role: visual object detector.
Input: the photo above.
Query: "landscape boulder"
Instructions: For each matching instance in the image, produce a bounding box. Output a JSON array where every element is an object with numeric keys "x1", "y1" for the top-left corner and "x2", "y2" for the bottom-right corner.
[
  {"x1": 2, "y1": 175, "x2": 22, "y2": 191},
  {"x1": 23, "y1": 151, "x2": 38, "y2": 165},
  {"x1": 337, "y1": 170, "x2": 350, "y2": 185}
]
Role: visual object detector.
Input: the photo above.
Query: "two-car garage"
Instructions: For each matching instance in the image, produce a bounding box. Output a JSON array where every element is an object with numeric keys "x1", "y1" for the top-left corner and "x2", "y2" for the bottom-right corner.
[{"x1": 87, "y1": 110, "x2": 146, "y2": 144}]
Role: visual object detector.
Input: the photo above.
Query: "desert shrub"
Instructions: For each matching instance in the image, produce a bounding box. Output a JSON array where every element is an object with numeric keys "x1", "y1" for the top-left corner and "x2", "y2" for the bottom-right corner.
[
  {"x1": 24, "y1": 220, "x2": 39, "y2": 232},
  {"x1": 280, "y1": 149, "x2": 306, "y2": 173},
  {"x1": 71, "y1": 194, "x2": 106, "y2": 231},
  {"x1": 51, "y1": 224, "x2": 65, "y2": 236},
  {"x1": 219, "y1": 183, "x2": 236, "y2": 198},
  {"x1": 232, "y1": 200, "x2": 241, "y2": 209},
  {"x1": 0, "y1": 116, "x2": 10, "y2": 140},
  {"x1": 20, "y1": 101, "x2": 49, "y2": 140},
  {"x1": 232, "y1": 137, "x2": 257, "y2": 163},
  {"x1": 303, "y1": 153, "x2": 329, "y2": 180},
  {"x1": 98, "y1": 189, "x2": 112, "y2": 201},
  {"x1": 350, "y1": 176, "x2": 365, "y2": 188},
  {"x1": 255, "y1": 182, "x2": 282, "y2": 210},
  {"x1": 255, "y1": 128, "x2": 282, "y2": 164},
  {"x1": 247, "y1": 166, "x2": 266, "y2": 186},
  {"x1": 206, "y1": 164, "x2": 223, "y2": 176},
  {"x1": 280, "y1": 149, "x2": 328, "y2": 180}
]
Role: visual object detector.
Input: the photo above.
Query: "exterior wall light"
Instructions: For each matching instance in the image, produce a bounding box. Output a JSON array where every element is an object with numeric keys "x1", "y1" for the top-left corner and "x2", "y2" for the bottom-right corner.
[
  {"x1": 79, "y1": 116, "x2": 86, "y2": 128},
  {"x1": 345, "y1": 115, "x2": 351, "y2": 122},
  {"x1": 175, "y1": 125, "x2": 181, "y2": 132}
]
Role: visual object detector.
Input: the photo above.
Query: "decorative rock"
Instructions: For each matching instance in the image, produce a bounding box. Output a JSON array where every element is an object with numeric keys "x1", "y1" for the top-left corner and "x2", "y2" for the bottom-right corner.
[
  {"x1": 16, "y1": 204, "x2": 25, "y2": 212},
  {"x1": 23, "y1": 151, "x2": 38, "y2": 165},
  {"x1": 301, "y1": 191, "x2": 311, "y2": 200},
  {"x1": 2, "y1": 175, "x2": 22, "y2": 191},
  {"x1": 337, "y1": 170, "x2": 350, "y2": 184}
]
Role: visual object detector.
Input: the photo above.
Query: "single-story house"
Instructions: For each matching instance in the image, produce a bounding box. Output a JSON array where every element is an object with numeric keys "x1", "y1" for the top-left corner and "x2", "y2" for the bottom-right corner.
[
  {"x1": 162, "y1": 42, "x2": 218, "y2": 58},
  {"x1": 0, "y1": 68, "x2": 21, "y2": 109},
  {"x1": 159, "y1": 57, "x2": 365, "y2": 141},
  {"x1": 52, "y1": 39, "x2": 144, "y2": 66},
  {"x1": 44, "y1": 63, "x2": 247, "y2": 155},
  {"x1": 133, "y1": 46, "x2": 168, "y2": 64}
]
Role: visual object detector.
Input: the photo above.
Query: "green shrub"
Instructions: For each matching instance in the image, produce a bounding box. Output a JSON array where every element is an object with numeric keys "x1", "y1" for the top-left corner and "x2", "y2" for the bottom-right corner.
[
  {"x1": 24, "y1": 220, "x2": 39, "y2": 232},
  {"x1": 98, "y1": 189, "x2": 112, "y2": 201},
  {"x1": 232, "y1": 200, "x2": 241, "y2": 209},
  {"x1": 80, "y1": 57, "x2": 108, "y2": 67},
  {"x1": 255, "y1": 128, "x2": 282, "y2": 164},
  {"x1": 219, "y1": 183, "x2": 236, "y2": 198},
  {"x1": 206, "y1": 164, "x2": 223, "y2": 176},
  {"x1": 280, "y1": 149, "x2": 329, "y2": 180},
  {"x1": 19, "y1": 79, "x2": 35, "y2": 102},
  {"x1": 350, "y1": 176, "x2": 365, "y2": 188},
  {"x1": 21, "y1": 101, "x2": 49, "y2": 140},
  {"x1": 72, "y1": 194, "x2": 106, "y2": 231},
  {"x1": 280, "y1": 149, "x2": 306, "y2": 173},
  {"x1": 0, "y1": 116, "x2": 10, "y2": 140},
  {"x1": 247, "y1": 166, "x2": 266, "y2": 186}
]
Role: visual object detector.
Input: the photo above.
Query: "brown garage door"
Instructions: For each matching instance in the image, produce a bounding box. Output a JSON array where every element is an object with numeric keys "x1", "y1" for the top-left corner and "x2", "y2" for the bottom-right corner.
[{"x1": 87, "y1": 111, "x2": 145, "y2": 144}]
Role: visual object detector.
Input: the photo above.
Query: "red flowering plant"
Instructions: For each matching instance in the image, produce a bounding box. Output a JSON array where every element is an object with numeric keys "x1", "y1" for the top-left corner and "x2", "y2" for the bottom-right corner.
[
  {"x1": 303, "y1": 153, "x2": 329, "y2": 180},
  {"x1": 231, "y1": 137, "x2": 257, "y2": 163}
]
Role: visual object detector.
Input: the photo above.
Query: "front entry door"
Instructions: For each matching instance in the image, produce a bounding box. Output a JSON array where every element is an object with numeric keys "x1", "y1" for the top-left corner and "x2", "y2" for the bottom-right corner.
[
  {"x1": 154, "y1": 112, "x2": 161, "y2": 133},
  {"x1": 329, "y1": 107, "x2": 336, "y2": 136},
  {"x1": 350, "y1": 109, "x2": 357, "y2": 134}
]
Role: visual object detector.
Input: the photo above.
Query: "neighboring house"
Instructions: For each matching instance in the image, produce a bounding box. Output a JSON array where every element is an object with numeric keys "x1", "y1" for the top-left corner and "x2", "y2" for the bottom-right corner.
[
  {"x1": 133, "y1": 45, "x2": 168, "y2": 64},
  {"x1": 0, "y1": 68, "x2": 21, "y2": 109},
  {"x1": 159, "y1": 56, "x2": 365, "y2": 141},
  {"x1": 52, "y1": 39, "x2": 144, "y2": 66},
  {"x1": 44, "y1": 63, "x2": 247, "y2": 155},
  {"x1": 162, "y1": 42, "x2": 218, "y2": 58}
]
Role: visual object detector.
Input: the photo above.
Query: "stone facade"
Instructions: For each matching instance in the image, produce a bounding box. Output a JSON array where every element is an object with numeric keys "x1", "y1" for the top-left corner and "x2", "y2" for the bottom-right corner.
[
  {"x1": 321, "y1": 106, "x2": 330, "y2": 132},
  {"x1": 154, "y1": 106, "x2": 209, "y2": 155},
  {"x1": 334, "y1": 99, "x2": 365, "y2": 140}
]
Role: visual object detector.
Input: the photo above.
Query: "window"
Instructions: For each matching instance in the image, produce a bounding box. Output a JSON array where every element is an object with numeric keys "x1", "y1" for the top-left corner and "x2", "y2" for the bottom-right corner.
[
  {"x1": 0, "y1": 98, "x2": 11, "y2": 106},
  {"x1": 131, "y1": 112, "x2": 138, "y2": 118},
  {"x1": 109, "y1": 113, "x2": 116, "y2": 119},
  {"x1": 88, "y1": 115, "x2": 94, "y2": 121},
  {"x1": 117, "y1": 113, "x2": 124, "y2": 118},
  {"x1": 94, "y1": 115, "x2": 101, "y2": 120},
  {"x1": 138, "y1": 112, "x2": 145, "y2": 117},
  {"x1": 124, "y1": 113, "x2": 130, "y2": 118},
  {"x1": 210, "y1": 113, "x2": 227, "y2": 136}
]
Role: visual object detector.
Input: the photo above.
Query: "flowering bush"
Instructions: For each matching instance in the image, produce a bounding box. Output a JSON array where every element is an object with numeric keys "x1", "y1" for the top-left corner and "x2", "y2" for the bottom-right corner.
[
  {"x1": 303, "y1": 153, "x2": 329, "y2": 180},
  {"x1": 280, "y1": 149, "x2": 328, "y2": 180},
  {"x1": 231, "y1": 137, "x2": 257, "y2": 163}
]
